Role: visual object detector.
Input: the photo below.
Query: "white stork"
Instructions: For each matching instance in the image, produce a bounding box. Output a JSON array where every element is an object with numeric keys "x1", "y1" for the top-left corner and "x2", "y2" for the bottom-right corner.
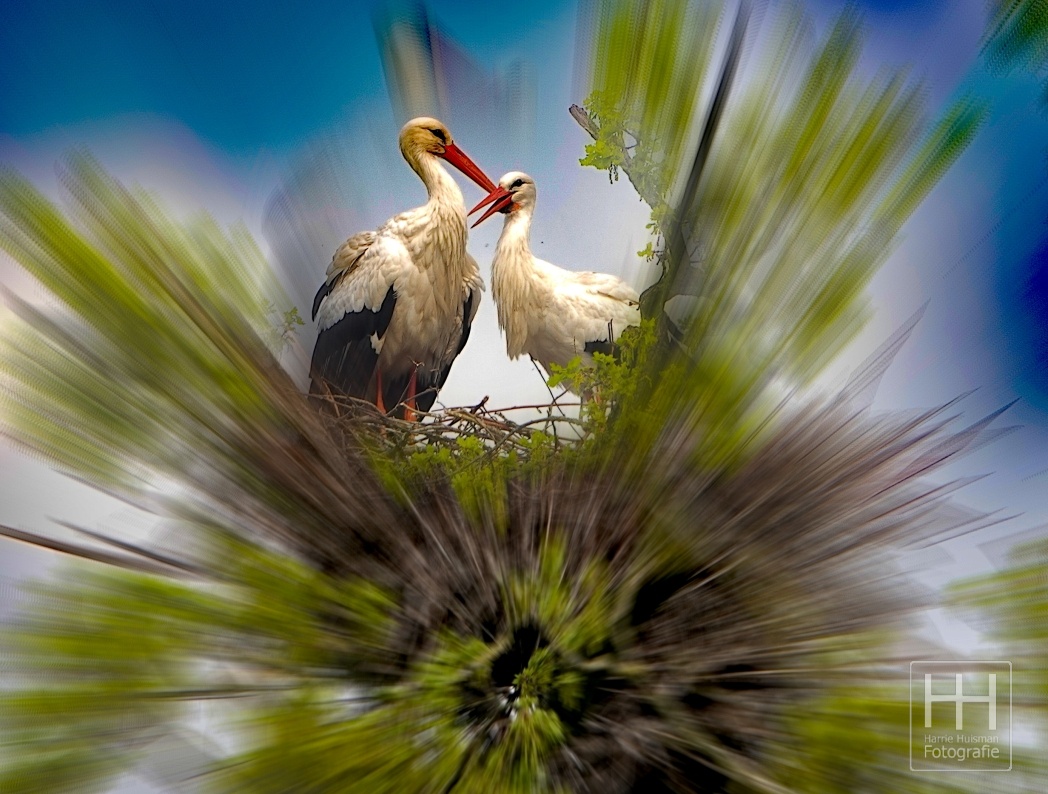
[
  {"x1": 470, "y1": 171, "x2": 641, "y2": 383},
  {"x1": 309, "y1": 117, "x2": 494, "y2": 419}
]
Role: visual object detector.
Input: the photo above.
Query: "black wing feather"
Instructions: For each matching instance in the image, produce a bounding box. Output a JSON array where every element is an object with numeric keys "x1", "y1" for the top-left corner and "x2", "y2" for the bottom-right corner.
[
  {"x1": 311, "y1": 278, "x2": 337, "y2": 321},
  {"x1": 415, "y1": 289, "x2": 476, "y2": 414},
  {"x1": 309, "y1": 285, "x2": 397, "y2": 398},
  {"x1": 583, "y1": 339, "x2": 616, "y2": 357},
  {"x1": 584, "y1": 318, "x2": 619, "y2": 357}
]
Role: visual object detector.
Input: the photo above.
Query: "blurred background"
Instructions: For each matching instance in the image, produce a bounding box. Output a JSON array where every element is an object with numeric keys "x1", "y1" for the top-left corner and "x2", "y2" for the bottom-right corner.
[
  {"x1": 1, "y1": 0, "x2": 1047, "y2": 791},
  {"x1": 3, "y1": 0, "x2": 1046, "y2": 643}
]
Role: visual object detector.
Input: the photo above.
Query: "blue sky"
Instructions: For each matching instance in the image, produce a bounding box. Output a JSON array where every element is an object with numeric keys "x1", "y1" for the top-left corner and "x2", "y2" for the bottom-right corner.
[
  {"x1": 0, "y1": 1, "x2": 385, "y2": 153},
  {"x1": 2, "y1": 0, "x2": 1047, "y2": 610},
  {"x1": 0, "y1": 0, "x2": 574, "y2": 154}
]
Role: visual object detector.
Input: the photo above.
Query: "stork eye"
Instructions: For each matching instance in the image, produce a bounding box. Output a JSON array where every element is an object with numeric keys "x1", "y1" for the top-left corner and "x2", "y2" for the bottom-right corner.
[
  {"x1": 510, "y1": 178, "x2": 524, "y2": 189},
  {"x1": 429, "y1": 128, "x2": 447, "y2": 143}
]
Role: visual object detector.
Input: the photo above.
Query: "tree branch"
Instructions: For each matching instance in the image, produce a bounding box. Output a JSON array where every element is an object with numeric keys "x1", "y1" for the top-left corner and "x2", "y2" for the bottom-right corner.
[{"x1": 568, "y1": 104, "x2": 663, "y2": 210}]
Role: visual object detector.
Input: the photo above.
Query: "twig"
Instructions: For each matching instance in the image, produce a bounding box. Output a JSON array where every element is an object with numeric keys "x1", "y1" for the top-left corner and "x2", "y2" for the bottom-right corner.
[
  {"x1": 513, "y1": 415, "x2": 588, "y2": 431},
  {"x1": 465, "y1": 402, "x2": 582, "y2": 414},
  {"x1": 531, "y1": 358, "x2": 570, "y2": 418},
  {"x1": 0, "y1": 523, "x2": 199, "y2": 577},
  {"x1": 313, "y1": 388, "x2": 599, "y2": 477},
  {"x1": 569, "y1": 104, "x2": 662, "y2": 210}
]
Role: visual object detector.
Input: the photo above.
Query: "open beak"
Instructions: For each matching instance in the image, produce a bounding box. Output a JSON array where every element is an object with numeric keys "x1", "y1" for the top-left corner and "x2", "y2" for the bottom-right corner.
[
  {"x1": 468, "y1": 186, "x2": 514, "y2": 228},
  {"x1": 439, "y1": 143, "x2": 497, "y2": 193}
]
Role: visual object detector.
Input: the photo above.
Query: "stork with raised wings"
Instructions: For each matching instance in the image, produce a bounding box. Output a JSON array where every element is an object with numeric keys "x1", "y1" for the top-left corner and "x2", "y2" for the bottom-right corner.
[
  {"x1": 471, "y1": 171, "x2": 641, "y2": 382},
  {"x1": 310, "y1": 117, "x2": 494, "y2": 419}
]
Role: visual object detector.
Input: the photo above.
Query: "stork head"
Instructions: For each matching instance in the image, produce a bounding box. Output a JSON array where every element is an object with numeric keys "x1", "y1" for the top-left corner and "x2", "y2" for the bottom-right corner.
[
  {"x1": 399, "y1": 117, "x2": 495, "y2": 193},
  {"x1": 469, "y1": 171, "x2": 536, "y2": 228}
]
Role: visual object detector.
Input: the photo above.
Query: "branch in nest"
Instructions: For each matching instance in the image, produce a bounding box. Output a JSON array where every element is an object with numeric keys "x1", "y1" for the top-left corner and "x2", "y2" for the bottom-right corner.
[{"x1": 313, "y1": 393, "x2": 591, "y2": 470}]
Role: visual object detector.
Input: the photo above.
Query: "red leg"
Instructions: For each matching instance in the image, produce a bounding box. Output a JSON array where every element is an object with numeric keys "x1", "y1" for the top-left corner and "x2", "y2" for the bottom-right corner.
[
  {"x1": 404, "y1": 367, "x2": 418, "y2": 422},
  {"x1": 375, "y1": 368, "x2": 387, "y2": 414}
]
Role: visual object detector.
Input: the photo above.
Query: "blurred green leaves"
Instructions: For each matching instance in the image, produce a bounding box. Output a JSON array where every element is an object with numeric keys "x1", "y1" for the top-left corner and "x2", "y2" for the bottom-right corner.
[
  {"x1": 0, "y1": 153, "x2": 278, "y2": 497},
  {"x1": 0, "y1": 153, "x2": 405, "y2": 574},
  {"x1": 0, "y1": 2, "x2": 1035, "y2": 793},
  {"x1": 576, "y1": 1, "x2": 986, "y2": 466},
  {"x1": 0, "y1": 532, "x2": 403, "y2": 793},
  {"x1": 581, "y1": 0, "x2": 718, "y2": 209},
  {"x1": 984, "y1": 0, "x2": 1048, "y2": 103},
  {"x1": 951, "y1": 537, "x2": 1048, "y2": 706},
  {"x1": 0, "y1": 150, "x2": 1025, "y2": 793}
]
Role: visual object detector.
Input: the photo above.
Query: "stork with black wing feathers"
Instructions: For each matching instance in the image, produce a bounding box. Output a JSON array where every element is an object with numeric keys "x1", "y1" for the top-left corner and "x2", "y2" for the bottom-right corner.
[{"x1": 310, "y1": 117, "x2": 495, "y2": 420}]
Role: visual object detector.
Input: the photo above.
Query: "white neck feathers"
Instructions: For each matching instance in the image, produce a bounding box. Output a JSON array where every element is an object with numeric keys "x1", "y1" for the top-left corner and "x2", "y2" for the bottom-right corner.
[
  {"x1": 402, "y1": 152, "x2": 469, "y2": 281},
  {"x1": 491, "y1": 207, "x2": 536, "y2": 358},
  {"x1": 417, "y1": 153, "x2": 465, "y2": 208}
]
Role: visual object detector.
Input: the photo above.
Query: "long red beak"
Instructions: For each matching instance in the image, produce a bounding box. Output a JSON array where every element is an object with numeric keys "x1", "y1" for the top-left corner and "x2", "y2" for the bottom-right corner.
[
  {"x1": 468, "y1": 186, "x2": 514, "y2": 228},
  {"x1": 439, "y1": 143, "x2": 497, "y2": 193}
]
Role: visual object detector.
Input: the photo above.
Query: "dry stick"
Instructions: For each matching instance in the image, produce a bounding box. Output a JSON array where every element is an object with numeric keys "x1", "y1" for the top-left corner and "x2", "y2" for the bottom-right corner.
[
  {"x1": 473, "y1": 402, "x2": 582, "y2": 414},
  {"x1": 530, "y1": 358, "x2": 570, "y2": 418},
  {"x1": 319, "y1": 388, "x2": 594, "y2": 472},
  {"x1": 479, "y1": 414, "x2": 590, "y2": 466},
  {"x1": 0, "y1": 523, "x2": 198, "y2": 577},
  {"x1": 529, "y1": 358, "x2": 566, "y2": 449}
]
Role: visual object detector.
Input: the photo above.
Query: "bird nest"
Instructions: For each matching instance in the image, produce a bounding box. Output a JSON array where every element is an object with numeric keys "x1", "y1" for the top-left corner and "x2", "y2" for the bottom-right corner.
[{"x1": 312, "y1": 392, "x2": 591, "y2": 473}]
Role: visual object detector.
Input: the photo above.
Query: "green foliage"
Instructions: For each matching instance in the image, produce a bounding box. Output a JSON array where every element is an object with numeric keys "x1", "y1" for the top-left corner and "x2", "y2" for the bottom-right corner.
[
  {"x1": 582, "y1": 0, "x2": 718, "y2": 209},
  {"x1": 0, "y1": 531, "x2": 402, "y2": 793},
  {"x1": 0, "y1": 153, "x2": 300, "y2": 505},
  {"x1": 267, "y1": 303, "x2": 305, "y2": 351},
  {"x1": 0, "y1": 152, "x2": 403, "y2": 578},
  {"x1": 0, "y1": 3, "x2": 1019, "y2": 793},
  {"x1": 576, "y1": 0, "x2": 987, "y2": 465},
  {"x1": 775, "y1": 682, "x2": 1015, "y2": 794},
  {"x1": 950, "y1": 538, "x2": 1048, "y2": 704},
  {"x1": 984, "y1": 0, "x2": 1048, "y2": 102},
  {"x1": 543, "y1": 320, "x2": 656, "y2": 442}
]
